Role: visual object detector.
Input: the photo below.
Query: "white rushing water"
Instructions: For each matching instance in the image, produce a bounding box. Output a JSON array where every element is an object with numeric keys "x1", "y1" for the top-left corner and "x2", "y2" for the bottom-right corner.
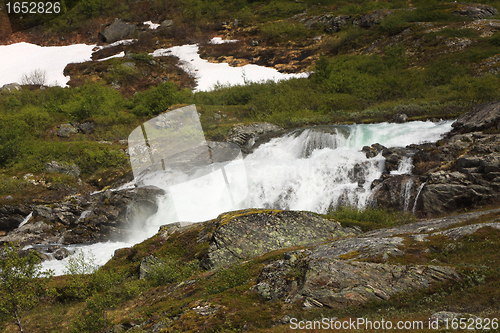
[{"x1": 41, "y1": 119, "x2": 454, "y2": 275}]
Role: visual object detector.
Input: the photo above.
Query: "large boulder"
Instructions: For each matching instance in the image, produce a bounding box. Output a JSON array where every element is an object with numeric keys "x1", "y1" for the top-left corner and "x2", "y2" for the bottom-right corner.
[
  {"x1": 204, "y1": 209, "x2": 357, "y2": 269},
  {"x1": 99, "y1": 19, "x2": 136, "y2": 43},
  {"x1": 452, "y1": 101, "x2": 500, "y2": 133}
]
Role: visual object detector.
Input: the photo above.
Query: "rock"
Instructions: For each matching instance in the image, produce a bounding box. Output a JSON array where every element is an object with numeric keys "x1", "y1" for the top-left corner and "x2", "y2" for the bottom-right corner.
[
  {"x1": 204, "y1": 209, "x2": 357, "y2": 269},
  {"x1": 453, "y1": 4, "x2": 498, "y2": 19},
  {"x1": 140, "y1": 255, "x2": 164, "y2": 279},
  {"x1": 99, "y1": 19, "x2": 136, "y2": 43},
  {"x1": 1, "y1": 83, "x2": 21, "y2": 92},
  {"x1": 392, "y1": 113, "x2": 408, "y2": 123},
  {"x1": 160, "y1": 19, "x2": 174, "y2": 28},
  {"x1": 45, "y1": 161, "x2": 81, "y2": 177},
  {"x1": 431, "y1": 222, "x2": 500, "y2": 240},
  {"x1": 57, "y1": 124, "x2": 78, "y2": 138},
  {"x1": 53, "y1": 247, "x2": 70, "y2": 260},
  {"x1": 226, "y1": 122, "x2": 283, "y2": 153},
  {"x1": 452, "y1": 101, "x2": 500, "y2": 133},
  {"x1": 354, "y1": 9, "x2": 393, "y2": 28},
  {"x1": 254, "y1": 252, "x2": 460, "y2": 307},
  {"x1": 72, "y1": 121, "x2": 96, "y2": 134},
  {"x1": 0, "y1": 205, "x2": 31, "y2": 232},
  {"x1": 421, "y1": 183, "x2": 497, "y2": 216}
]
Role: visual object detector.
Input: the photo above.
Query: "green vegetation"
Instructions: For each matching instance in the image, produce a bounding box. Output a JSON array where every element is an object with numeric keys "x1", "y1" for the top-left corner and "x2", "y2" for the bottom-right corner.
[
  {"x1": 325, "y1": 206, "x2": 416, "y2": 231},
  {"x1": 0, "y1": 243, "x2": 54, "y2": 333}
]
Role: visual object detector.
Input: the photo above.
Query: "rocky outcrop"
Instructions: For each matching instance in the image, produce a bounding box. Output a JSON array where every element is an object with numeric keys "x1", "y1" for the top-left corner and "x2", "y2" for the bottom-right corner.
[
  {"x1": 99, "y1": 19, "x2": 136, "y2": 43},
  {"x1": 45, "y1": 161, "x2": 82, "y2": 178},
  {"x1": 451, "y1": 101, "x2": 500, "y2": 133},
  {"x1": 0, "y1": 185, "x2": 165, "y2": 252},
  {"x1": 453, "y1": 4, "x2": 498, "y2": 19},
  {"x1": 371, "y1": 102, "x2": 500, "y2": 216},
  {"x1": 254, "y1": 255, "x2": 459, "y2": 307},
  {"x1": 203, "y1": 209, "x2": 358, "y2": 269},
  {"x1": 300, "y1": 9, "x2": 393, "y2": 32},
  {"x1": 250, "y1": 208, "x2": 498, "y2": 308}
]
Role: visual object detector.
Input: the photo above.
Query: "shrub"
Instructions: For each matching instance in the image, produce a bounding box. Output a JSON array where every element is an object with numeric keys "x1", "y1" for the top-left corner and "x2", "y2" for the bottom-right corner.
[
  {"x1": 205, "y1": 263, "x2": 252, "y2": 294},
  {"x1": 327, "y1": 206, "x2": 416, "y2": 231},
  {"x1": 0, "y1": 243, "x2": 54, "y2": 333},
  {"x1": 20, "y1": 69, "x2": 47, "y2": 86},
  {"x1": 131, "y1": 82, "x2": 190, "y2": 116}
]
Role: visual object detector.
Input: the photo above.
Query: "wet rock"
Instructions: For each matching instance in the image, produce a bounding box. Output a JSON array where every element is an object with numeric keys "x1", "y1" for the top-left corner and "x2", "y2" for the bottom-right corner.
[
  {"x1": 0, "y1": 205, "x2": 31, "y2": 232},
  {"x1": 226, "y1": 122, "x2": 283, "y2": 153},
  {"x1": 99, "y1": 19, "x2": 136, "y2": 43},
  {"x1": 57, "y1": 124, "x2": 78, "y2": 138},
  {"x1": 53, "y1": 247, "x2": 70, "y2": 260},
  {"x1": 205, "y1": 209, "x2": 357, "y2": 269},
  {"x1": 140, "y1": 255, "x2": 164, "y2": 279},
  {"x1": 393, "y1": 113, "x2": 408, "y2": 123},
  {"x1": 452, "y1": 101, "x2": 500, "y2": 133}
]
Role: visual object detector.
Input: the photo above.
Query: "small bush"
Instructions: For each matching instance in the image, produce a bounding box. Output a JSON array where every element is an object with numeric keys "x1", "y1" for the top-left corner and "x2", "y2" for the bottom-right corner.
[
  {"x1": 146, "y1": 258, "x2": 198, "y2": 286},
  {"x1": 205, "y1": 263, "x2": 252, "y2": 294},
  {"x1": 20, "y1": 69, "x2": 47, "y2": 86}
]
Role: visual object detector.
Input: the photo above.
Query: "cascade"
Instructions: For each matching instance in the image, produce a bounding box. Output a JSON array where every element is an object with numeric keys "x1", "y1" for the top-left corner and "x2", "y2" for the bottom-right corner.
[
  {"x1": 17, "y1": 212, "x2": 32, "y2": 229},
  {"x1": 413, "y1": 182, "x2": 427, "y2": 214},
  {"x1": 401, "y1": 178, "x2": 414, "y2": 212}
]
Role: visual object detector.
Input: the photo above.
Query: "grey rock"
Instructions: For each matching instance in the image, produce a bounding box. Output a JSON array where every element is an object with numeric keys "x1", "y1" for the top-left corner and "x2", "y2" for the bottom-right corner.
[
  {"x1": 453, "y1": 4, "x2": 498, "y2": 19},
  {"x1": 205, "y1": 209, "x2": 357, "y2": 269},
  {"x1": 99, "y1": 19, "x2": 136, "y2": 43},
  {"x1": 53, "y1": 248, "x2": 70, "y2": 260},
  {"x1": 45, "y1": 160, "x2": 81, "y2": 177},
  {"x1": 431, "y1": 222, "x2": 500, "y2": 240},
  {"x1": 1, "y1": 83, "x2": 21, "y2": 92},
  {"x1": 393, "y1": 113, "x2": 408, "y2": 123},
  {"x1": 72, "y1": 121, "x2": 96, "y2": 134},
  {"x1": 160, "y1": 19, "x2": 174, "y2": 28},
  {"x1": 57, "y1": 124, "x2": 78, "y2": 138},
  {"x1": 452, "y1": 101, "x2": 500, "y2": 133},
  {"x1": 139, "y1": 255, "x2": 164, "y2": 279}
]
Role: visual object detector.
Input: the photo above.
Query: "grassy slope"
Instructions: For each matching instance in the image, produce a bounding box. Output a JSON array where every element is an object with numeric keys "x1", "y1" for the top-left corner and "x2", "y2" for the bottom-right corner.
[{"x1": 2, "y1": 209, "x2": 499, "y2": 332}]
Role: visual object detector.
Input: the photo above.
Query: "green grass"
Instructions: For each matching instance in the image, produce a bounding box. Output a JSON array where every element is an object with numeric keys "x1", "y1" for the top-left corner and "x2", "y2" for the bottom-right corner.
[{"x1": 325, "y1": 206, "x2": 417, "y2": 231}]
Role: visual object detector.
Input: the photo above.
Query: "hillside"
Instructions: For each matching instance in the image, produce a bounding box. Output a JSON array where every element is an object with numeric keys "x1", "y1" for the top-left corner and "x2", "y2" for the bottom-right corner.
[{"x1": 1, "y1": 0, "x2": 500, "y2": 332}]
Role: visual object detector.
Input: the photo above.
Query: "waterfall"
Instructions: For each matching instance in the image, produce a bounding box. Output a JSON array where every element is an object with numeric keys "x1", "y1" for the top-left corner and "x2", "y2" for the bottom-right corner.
[
  {"x1": 42, "y1": 120, "x2": 454, "y2": 275},
  {"x1": 17, "y1": 212, "x2": 32, "y2": 229},
  {"x1": 391, "y1": 156, "x2": 413, "y2": 175},
  {"x1": 413, "y1": 182, "x2": 426, "y2": 214},
  {"x1": 400, "y1": 178, "x2": 414, "y2": 212}
]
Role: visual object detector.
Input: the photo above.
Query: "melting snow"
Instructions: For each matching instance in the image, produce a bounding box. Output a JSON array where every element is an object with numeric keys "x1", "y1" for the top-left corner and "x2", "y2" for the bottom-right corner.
[{"x1": 0, "y1": 42, "x2": 95, "y2": 87}]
